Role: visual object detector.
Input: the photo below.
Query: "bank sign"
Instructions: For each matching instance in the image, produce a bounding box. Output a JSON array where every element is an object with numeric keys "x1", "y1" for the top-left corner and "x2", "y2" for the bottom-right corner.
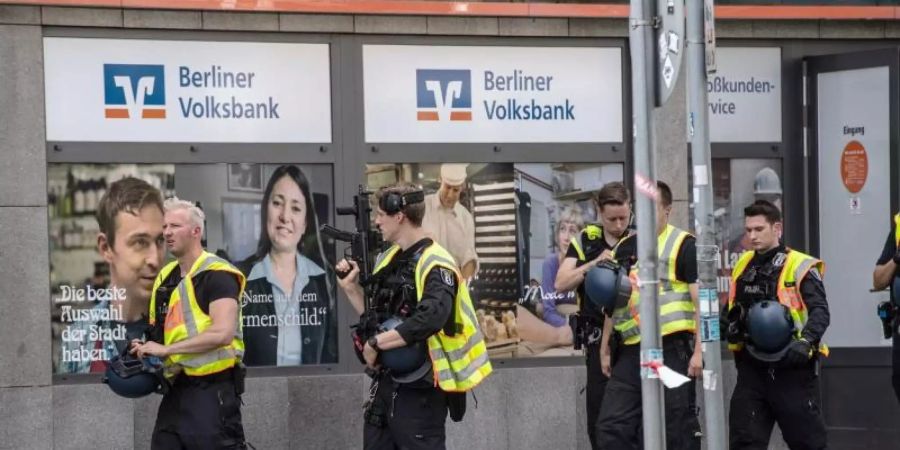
[
  {"x1": 363, "y1": 45, "x2": 623, "y2": 143},
  {"x1": 43, "y1": 38, "x2": 331, "y2": 143}
]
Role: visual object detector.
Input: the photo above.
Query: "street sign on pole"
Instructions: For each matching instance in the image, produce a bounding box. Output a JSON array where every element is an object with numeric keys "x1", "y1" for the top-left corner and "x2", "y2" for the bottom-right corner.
[
  {"x1": 656, "y1": 0, "x2": 685, "y2": 106},
  {"x1": 704, "y1": 0, "x2": 717, "y2": 74}
]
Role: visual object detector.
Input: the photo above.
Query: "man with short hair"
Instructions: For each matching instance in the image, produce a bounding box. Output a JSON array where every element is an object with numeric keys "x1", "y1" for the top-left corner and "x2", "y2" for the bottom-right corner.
[
  {"x1": 132, "y1": 197, "x2": 249, "y2": 449},
  {"x1": 595, "y1": 181, "x2": 702, "y2": 450},
  {"x1": 422, "y1": 163, "x2": 478, "y2": 279},
  {"x1": 336, "y1": 182, "x2": 491, "y2": 450},
  {"x1": 60, "y1": 176, "x2": 165, "y2": 374},
  {"x1": 725, "y1": 200, "x2": 830, "y2": 449}
]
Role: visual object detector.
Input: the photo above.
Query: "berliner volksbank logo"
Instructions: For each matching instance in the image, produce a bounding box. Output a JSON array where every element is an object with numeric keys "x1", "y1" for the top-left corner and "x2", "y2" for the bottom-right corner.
[
  {"x1": 103, "y1": 64, "x2": 166, "y2": 119},
  {"x1": 416, "y1": 69, "x2": 472, "y2": 121}
]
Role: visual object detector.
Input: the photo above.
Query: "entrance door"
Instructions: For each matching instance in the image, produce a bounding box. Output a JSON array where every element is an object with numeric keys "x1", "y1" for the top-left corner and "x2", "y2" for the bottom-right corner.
[{"x1": 807, "y1": 49, "x2": 900, "y2": 447}]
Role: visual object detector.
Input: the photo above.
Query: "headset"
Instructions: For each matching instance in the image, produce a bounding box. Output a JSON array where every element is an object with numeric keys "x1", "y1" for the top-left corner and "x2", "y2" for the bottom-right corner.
[{"x1": 379, "y1": 190, "x2": 425, "y2": 215}]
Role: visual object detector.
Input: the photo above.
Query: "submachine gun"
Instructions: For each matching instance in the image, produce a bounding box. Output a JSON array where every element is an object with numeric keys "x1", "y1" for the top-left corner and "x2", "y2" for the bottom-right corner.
[{"x1": 320, "y1": 186, "x2": 385, "y2": 365}]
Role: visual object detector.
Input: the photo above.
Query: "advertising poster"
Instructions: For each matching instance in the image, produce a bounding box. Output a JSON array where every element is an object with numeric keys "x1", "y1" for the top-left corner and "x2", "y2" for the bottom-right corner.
[
  {"x1": 366, "y1": 162, "x2": 623, "y2": 358},
  {"x1": 49, "y1": 163, "x2": 337, "y2": 374},
  {"x1": 711, "y1": 159, "x2": 783, "y2": 304}
]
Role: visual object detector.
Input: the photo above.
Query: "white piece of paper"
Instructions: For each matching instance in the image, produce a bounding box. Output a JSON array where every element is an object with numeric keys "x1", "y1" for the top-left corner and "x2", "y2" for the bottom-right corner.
[
  {"x1": 693, "y1": 165, "x2": 709, "y2": 186},
  {"x1": 702, "y1": 369, "x2": 718, "y2": 391},
  {"x1": 657, "y1": 365, "x2": 691, "y2": 389}
]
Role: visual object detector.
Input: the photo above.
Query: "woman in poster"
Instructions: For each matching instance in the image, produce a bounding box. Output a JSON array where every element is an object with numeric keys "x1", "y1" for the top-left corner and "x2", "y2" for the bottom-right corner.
[
  {"x1": 239, "y1": 165, "x2": 337, "y2": 366},
  {"x1": 541, "y1": 205, "x2": 584, "y2": 327}
]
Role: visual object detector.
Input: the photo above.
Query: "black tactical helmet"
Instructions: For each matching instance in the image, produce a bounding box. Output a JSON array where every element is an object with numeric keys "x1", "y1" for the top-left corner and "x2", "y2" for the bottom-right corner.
[
  {"x1": 744, "y1": 300, "x2": 795, "y2": 362},
  {"x1": 103, "y1": 353, "x2": 164, "y2": 398},
  {"x1": 584, "y1": 260, "x2": 632, "y2": 315},
  {"x1": 378, "y1": 316, "x2": 431, "y2": 384}
]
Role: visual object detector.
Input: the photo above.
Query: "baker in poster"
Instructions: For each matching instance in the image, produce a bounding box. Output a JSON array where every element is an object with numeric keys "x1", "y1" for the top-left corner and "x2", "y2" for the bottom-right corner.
[
  {"x1": 422, "y1": 163, "x2": 478, "y2": 279},
  {"x1": 238, "y1": 165, "x2": 337, "y2": 366},
  {"x1": 58, "y1": 177, "x2": 165, "y2": 373}
]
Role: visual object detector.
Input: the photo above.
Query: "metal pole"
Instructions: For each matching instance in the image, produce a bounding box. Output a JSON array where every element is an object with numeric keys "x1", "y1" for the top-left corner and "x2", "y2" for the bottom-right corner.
[
  {"x1": 630, "y1": 0, "x2": 665, "y2": 447},
  {"x1": 686, "y1": 0, "x2": 727, "y2": 448}
]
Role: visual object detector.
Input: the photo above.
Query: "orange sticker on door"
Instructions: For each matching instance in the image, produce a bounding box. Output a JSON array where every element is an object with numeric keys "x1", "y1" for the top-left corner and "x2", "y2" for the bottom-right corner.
[{"x1": 840, "y1": 140, "x2": 868, "y2": 194}]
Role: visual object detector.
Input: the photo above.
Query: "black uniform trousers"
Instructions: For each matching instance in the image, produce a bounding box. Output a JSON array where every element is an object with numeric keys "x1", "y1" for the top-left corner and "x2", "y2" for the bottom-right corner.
[
  {"x1": 595, "y1": 332, "x2": 701, "y2": 450},
  {"x1": 151, "y1": 370, "x2": 246, "y2": 450},
  {"x1": 893, "y1": 320, "x2": 900, "y2": 404},
  {"x1": 364, "y1": 373, "x2": 448, "y2": 450},
  {"x1": 729, "y1": 355, "x2": 826, "y2": 450},
  {"x1": 585, "y1": 340, "x2": 609, "y2": 450}
]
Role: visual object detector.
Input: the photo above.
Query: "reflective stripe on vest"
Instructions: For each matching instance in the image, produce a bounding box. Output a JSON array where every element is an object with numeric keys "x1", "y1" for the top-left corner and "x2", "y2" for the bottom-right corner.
[
  {"x1": 614, "y1": 225, "x2": 695, "y2": 345},
  {"x1": 374, "y1": 243, "x2": 493, "y2": 392},
  {"x1": 149, "y1": 251, "x2": 246, "y2": 376},
  {"x1": 726, "y1": 249, "x2": 829, "y2": 357}
]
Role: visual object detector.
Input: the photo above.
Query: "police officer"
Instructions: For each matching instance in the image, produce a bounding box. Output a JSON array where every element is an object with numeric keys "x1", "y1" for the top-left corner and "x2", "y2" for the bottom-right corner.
[
  {"x1": 131, "y1": 197, "x2": 248, "y2": 450},
  {"x1": 595, "y1": 181, "x2": 702, "y2": 450},
  {"x1": 871, "y1": 212, "x2": 900, "y2": 403},
  {"x1": 335, "y1": 182, "x2": 492, "y2": 450},
  {"x1": 555, "y1": 181, "x2": 637, "y2": 450},
  {"x1": 725, "y1": 200, "x2": 830, "y2": 449}
]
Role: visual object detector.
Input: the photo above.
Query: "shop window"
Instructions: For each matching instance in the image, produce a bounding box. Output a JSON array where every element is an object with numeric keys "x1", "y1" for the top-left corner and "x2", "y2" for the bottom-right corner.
[
  {"x1": 48, "y1": 163, "x2": 338, "y2": 375},
  {"x1": 365, "y1": 162, "x2": 623, "y2": 360}
]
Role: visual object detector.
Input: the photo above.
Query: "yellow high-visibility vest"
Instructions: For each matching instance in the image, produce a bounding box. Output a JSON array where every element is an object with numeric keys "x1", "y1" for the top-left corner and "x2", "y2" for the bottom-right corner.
[
  {"x1": 149, "y1": 251, "x2": 246, "y2": 377},
  {"x1": 613, "y1": 224, "x2": 696, "y2": 345},
  {"x1": 727, "y1": 249, "x2": 829, "y2": 357},
  {"x1": 373, "y1": 242, "x2": 492, "y2": 392}
]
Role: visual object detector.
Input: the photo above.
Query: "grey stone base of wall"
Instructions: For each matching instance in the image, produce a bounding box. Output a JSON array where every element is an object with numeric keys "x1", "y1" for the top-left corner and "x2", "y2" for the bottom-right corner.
[{"x1": 0, "y1": 364, "x2": 814, "y2": 450}]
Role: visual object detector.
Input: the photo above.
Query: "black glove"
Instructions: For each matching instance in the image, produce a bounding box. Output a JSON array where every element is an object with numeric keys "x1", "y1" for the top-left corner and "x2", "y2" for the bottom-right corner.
[
  {"x1": 892, "y1": 248, "x2": 900, "y2": 265},
  {"x1": 781, "y1": 338, "x2": 813, "y2": 367},
  {"x1": 725, "y1": 304, "x2": 745, "y2": 345}
]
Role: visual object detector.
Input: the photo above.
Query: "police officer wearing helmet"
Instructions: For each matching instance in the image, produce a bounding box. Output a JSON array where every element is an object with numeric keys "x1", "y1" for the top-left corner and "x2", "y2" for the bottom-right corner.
[
  {"x1": 726, "y1": 200, "x2": 830, "y2": 449},
  {"x1": 131, "y1": 197, "x2": 249, "y2": 450},
  {"x1": 871, "y1": 212, "x2": 900, "y2": 404},
  {"x1": 555, "y1": 181, "x2": 637, "y2": 450},
  {"x1": 595, "y1": 181, "x2": 702, "y2": 450},
  {"x1": 335, "y1": 182, "x2": 492, "y2": 450}
]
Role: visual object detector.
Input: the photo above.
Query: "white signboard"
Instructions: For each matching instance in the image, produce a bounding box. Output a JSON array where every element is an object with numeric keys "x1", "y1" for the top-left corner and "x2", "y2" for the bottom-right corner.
[
  {"x1": 817, "y1": 66, "x2": 890, "y2": 348},
  {"x1": 709, "y1": 47, "x2": 781, "y2": 143},
  {"x1": 363, "y1": 45, "x2": 623, "y2": 143},
  {"x1": 43, "y1": 38, "x2": 332, "y2": 143}
]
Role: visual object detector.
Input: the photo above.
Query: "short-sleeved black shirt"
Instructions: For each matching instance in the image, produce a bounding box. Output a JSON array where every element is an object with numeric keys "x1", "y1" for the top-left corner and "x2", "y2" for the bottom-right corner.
[
  {"x1": 160, "y1": 269, "x2": 241, "y2": 315},
  {"x1": 674, "y1": 236, "x2": 698, "y2": 284},
  {"x1": 877, "y1": 230, "x2": 897, "y2": 266}
]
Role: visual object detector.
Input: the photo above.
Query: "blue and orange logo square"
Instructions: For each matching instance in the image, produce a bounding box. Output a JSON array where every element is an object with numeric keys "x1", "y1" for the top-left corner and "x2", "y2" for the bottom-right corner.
[
  {"x1": 416, "y1": 69, "x2": 472, "y2": 121},
  {"x1": 103, "y1": 64, "x2": 166, "y2": 119}
]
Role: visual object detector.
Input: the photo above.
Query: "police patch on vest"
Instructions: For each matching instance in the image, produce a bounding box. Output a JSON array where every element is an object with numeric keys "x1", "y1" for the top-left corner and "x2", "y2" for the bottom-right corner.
[
  {"x1": 743, "y1": 285, "x2": 765, "y2": 295},
  {"x1": 439, "y1": 268, "x2": 454, "y2": 286},
  {"x1": 772, "y1": 252, "x2": 786, "y2": 268}
]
